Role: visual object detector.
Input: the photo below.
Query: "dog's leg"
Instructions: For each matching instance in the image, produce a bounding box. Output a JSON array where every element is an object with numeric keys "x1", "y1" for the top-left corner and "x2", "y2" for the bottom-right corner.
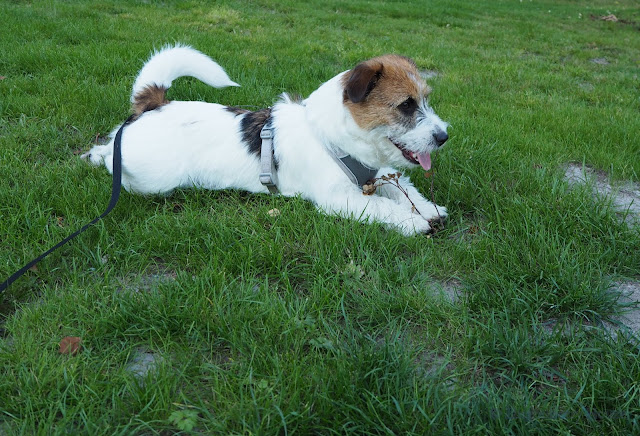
[
  {"x1": 81, "y1": 142, "x2": 112, "y2": 167},
  {"x1": 317, "y1": 186, "x2": 433, "y2": 236},
  {"x1": 373, "y1": 167, "x2": 447, "y2": 224}
]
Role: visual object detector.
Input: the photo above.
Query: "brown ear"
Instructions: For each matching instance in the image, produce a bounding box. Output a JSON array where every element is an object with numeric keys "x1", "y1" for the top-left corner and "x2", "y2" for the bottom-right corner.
[{"x1": 344, "y1": 61, "x2": 384, "y2": 103}]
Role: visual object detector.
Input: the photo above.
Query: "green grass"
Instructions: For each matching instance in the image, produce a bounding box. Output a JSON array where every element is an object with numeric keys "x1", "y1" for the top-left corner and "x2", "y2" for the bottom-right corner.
[{"x1": 1, "y1": 0, "x2": 640, "y2": 434}]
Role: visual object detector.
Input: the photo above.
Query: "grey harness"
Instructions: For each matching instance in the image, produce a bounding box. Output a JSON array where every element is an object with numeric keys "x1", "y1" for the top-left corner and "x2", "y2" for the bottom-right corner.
[
  {"x1": 259, "y1": 121, "x2": 378, "y2": 194},
  {"x1": 259, "y1": 122, "x2": 279, "y2": 194}
]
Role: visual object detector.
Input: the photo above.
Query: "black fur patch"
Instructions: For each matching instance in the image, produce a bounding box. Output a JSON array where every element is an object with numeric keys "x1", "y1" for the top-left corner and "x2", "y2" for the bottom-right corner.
[
  {"x1": 240, "y1": 108, "x2": 272, "y2": 157},
  {"x1": 225, "y1": 106, "x2": 250, "y2": 116}
]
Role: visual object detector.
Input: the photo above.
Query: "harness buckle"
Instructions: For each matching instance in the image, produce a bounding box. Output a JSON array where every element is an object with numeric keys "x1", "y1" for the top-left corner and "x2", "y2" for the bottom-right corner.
[{"x1": 260, "y1": 126, "x2": 274, "y2": 140}]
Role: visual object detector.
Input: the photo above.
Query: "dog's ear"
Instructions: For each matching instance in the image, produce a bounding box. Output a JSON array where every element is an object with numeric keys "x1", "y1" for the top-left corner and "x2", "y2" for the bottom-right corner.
[{"x1": 344, "y1": 60, "x2": 384, "y2": 103}]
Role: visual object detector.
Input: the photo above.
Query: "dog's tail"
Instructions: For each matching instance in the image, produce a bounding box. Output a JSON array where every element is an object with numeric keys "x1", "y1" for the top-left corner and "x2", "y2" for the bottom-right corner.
[{"x1": 131, "y1": 44, "x2": 239, "y2": 115}]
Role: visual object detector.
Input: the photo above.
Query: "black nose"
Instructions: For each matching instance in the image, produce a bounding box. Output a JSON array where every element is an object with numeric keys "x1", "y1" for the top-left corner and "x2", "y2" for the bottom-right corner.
[{"x1": 433, "y1": 130, "x2": 448, "y2": 146}]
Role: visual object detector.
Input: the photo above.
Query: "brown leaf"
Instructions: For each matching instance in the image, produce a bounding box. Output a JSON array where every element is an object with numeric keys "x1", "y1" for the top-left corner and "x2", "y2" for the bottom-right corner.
[
  {"x1": 362, "y1": 183, "x2": 377, "y2": 195},
  {"x1": 59, "y1": 336, "x2": 82, "y2": 355},
  {"x1": 424, "y1": 171, "x2": 433, "y2": 179},
  {"x1": 0, "y1": 76, "x2": 6, "y2": 80}
]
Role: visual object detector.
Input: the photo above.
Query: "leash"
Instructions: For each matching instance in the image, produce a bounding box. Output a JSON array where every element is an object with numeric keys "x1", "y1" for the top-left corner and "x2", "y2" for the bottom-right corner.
[{"x1": 0, "y1": 114, "x2": 135, "y2": 293}]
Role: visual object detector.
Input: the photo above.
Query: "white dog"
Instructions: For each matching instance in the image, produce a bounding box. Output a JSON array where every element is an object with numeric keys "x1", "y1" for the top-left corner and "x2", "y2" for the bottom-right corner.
[{"x1": 84, "y1": 45, "x2": 449, "y2": 235}]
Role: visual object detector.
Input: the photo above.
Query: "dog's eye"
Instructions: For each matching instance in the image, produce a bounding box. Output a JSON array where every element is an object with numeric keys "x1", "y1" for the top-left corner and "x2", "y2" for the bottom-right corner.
[{"x1": 397, "y1": 98, "x2": 417, "y2": 116}]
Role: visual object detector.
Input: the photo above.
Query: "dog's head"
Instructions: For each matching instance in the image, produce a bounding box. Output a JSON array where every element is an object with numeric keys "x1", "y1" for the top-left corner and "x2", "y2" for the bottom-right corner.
[{"x1": 341, "y1": 55, "x2": 448, "y2": 171}]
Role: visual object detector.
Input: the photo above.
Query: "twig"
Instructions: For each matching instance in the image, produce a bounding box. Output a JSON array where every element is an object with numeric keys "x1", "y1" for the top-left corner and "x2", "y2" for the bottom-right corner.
[{"x1": 363, "y1": 170, "x2": 442, "y2": 223}]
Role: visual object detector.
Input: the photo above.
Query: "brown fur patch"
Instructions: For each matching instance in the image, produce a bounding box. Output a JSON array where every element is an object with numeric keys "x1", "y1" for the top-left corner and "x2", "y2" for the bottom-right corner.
[
  {"x1": 342, "y1": 55, "x2": 430, "y2": 130},
  {"x1": 132, "y1": 85, "x2": 169, "y2": 116}
]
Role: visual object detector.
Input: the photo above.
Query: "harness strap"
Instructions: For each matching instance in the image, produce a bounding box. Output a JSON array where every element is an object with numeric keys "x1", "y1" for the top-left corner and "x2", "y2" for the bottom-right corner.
[
  {"x1": 0, "y1": 114, "x2": 135, "y2": 292},
  {"x1": 328, "y1": 148, "x2": 378, "y2": 188},
  {"x1": 259, "y1": 121, "x2": 279, "y2": 194}
]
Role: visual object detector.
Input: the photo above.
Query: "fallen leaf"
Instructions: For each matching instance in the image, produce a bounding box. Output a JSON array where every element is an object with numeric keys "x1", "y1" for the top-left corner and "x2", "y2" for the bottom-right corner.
[
  {"x1": 424, "y1": 171, "x2": 433, "y2": 179},
  {"x1": 267, "y1": 208, "x2": 280, "y2": 217},
  {"x1": 59, "y1": 336, "x2": 82, "y2": 355},
  {"x1": 362, "y1": 183, "x2": 377, "y2": 195},
  {"x1": 0, "y1": 76, "x2": 6, "y2": 80}
]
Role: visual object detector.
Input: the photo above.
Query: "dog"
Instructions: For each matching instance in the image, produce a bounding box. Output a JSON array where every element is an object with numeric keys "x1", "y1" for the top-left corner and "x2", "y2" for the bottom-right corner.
[{"x1": 83, "y1": 45, "x2": 449, "y2": 236}]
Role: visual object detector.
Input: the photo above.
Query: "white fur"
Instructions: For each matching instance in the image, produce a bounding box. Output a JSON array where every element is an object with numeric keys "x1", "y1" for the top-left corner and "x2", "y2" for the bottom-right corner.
[
  {"x1": 131, "y1": 44, "x2": 239, "y2": 100},
  {"x1": 84, "y1": 46, "x2": 449, "y2": 236}
]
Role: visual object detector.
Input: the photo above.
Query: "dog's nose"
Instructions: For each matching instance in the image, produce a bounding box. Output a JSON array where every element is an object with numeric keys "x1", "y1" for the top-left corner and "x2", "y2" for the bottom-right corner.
[{"x1": 433, "y1": 130, "x2": 448, "y2": 146}]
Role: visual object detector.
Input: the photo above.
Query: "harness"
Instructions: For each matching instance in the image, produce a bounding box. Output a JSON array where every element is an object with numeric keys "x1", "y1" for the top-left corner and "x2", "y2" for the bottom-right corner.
[{"x1": 258, "y1": 117, "x2": 378, "y2": 194}]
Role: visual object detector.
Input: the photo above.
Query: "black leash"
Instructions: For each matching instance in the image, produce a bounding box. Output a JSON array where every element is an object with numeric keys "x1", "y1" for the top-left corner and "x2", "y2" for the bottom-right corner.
[{"x1": 0, "y1": 114, "x2": 135, "y2": 293}]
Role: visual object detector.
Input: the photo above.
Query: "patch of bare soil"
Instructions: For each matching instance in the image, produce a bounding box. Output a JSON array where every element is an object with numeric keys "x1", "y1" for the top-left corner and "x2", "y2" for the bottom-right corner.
[
  {"x1": 563, "y1": 163, "x2": 640, "y2": 340},
  {"x1": 604, "y1": 281, "x2": 640, "y2": 341},
  {"x1": 126, "y1": 347, "x2": 164, "y2": 383},
  {"x1": 590, "y1": 13, "x2": 639, "y2": 29},
  {"x1": 436, "y1": 279, "x2": 463, "y2": 303},
  {"x1": 563, "y1": 163, "x2": 640, "y2": 227},
  {"x1": 117, "y1": 262, "x2": 178, "y2": 294}
]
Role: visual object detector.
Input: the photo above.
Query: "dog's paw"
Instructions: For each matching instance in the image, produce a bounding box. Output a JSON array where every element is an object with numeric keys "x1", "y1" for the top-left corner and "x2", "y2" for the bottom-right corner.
[
  {"x1": 396, "y1": 214, "x2": 433, "y2": 236},
  {"x1": 426, "y1": 204, "x2": 447, "y2": 225},
  {"x1": 80, "y1": 145, "x2": 108, "y2": 166},
  {"x1": 412, "y1": 201, "x2": 447, "y2": 222}
]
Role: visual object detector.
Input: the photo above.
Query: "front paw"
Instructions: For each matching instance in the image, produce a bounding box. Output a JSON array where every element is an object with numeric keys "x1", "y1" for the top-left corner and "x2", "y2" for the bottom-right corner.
[
  {"x1": 396, "y1": 214, "x2": 433, "y2": 236},
  {"x1": 426, "y1": 204, "x2": 447, "y2": 225},
  {"x1": 412, "y1": 201, "x2": 447, "y2": 222}
]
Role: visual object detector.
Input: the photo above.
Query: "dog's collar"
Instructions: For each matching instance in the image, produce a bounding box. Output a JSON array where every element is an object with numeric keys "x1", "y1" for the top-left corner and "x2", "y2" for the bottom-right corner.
[
  {"x1": 327, "y1": 147, "x2": 378, "y2": 188},
  {"x1": 259, "y1": 120, "x2": 279, "y2": 194}
]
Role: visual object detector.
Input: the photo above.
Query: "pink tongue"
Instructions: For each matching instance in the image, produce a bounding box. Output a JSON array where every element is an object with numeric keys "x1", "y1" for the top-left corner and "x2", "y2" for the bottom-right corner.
[{"x1": 417, "y1": 152, "x2": 432, "y2": 171}]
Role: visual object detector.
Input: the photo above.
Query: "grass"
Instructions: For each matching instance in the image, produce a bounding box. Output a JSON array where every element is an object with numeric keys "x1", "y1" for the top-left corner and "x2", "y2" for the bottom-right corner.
[{"x1": 1, "y1": 0, "x2": 640, "y2": 433}]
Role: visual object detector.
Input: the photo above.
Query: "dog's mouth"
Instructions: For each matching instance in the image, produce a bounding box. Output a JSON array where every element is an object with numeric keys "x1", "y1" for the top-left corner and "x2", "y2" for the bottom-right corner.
[{"x1": 389, "y1": 139, "x2": 432, "y2": 171}]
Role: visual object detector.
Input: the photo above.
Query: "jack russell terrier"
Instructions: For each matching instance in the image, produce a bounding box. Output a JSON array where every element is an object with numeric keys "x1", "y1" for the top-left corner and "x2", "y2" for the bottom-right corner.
[{"x1": 84, "y1": 45, "x2": 449, "y2": 235}]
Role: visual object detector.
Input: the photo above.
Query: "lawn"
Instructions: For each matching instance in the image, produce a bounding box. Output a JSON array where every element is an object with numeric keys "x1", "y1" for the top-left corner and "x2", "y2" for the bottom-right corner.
[{"x1": 1, "y1": 0, "x2": 640, "y2": 434}]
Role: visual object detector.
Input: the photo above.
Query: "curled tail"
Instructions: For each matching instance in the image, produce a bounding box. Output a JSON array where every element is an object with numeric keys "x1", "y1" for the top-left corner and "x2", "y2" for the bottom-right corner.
[{"x1": 131, "y1": 44, "x2": 239, "y2": 116}]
